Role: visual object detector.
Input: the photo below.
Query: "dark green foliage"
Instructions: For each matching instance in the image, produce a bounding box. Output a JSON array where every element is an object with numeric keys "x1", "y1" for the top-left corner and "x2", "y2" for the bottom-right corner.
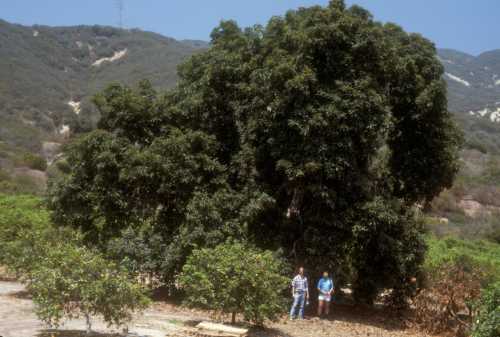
[
  {"x1": 487, "y1": 225, "x2": 500, "y2": 244},
  {"x1": 50, "y1": 0, "x2": 461, "y2": 305},
  {"x1": 350, "y1": 198, "x2": 426, "y2": 305},
  {"x1": 95, "y1": 80, "x2": 163, "y2": 144},
  {"x1": 106, "y1": 224, "x2": 167, "y2": 285},
  {"x1": 382, "y1": 29, "x2": 463, "y2": 203},
  {"x1": 178, "y1": 243, "x2": 289, "y2": 325},
  {"x1": 49, "y1": 125, "x2": 226, "y2": 245},
  {"x1": 49, "y1": 81, "x2": 233, "y2": 282}
]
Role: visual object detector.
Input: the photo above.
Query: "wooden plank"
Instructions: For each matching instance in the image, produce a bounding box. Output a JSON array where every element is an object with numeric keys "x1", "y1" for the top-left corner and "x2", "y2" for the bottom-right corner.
[{"x1": 196, "y1": 321, "x2": 248, "y2": 337}]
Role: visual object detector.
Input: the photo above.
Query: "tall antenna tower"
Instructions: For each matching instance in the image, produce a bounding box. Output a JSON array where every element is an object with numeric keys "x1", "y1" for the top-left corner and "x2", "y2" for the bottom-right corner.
[{"x1": 116, "y1": 0, "x2": 124, "y2": 28}]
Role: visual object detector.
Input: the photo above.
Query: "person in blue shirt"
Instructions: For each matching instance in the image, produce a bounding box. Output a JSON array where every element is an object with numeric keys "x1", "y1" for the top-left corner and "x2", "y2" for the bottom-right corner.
[{"x1": 317, "y1": 271, "x2": 334, "y2": 317}]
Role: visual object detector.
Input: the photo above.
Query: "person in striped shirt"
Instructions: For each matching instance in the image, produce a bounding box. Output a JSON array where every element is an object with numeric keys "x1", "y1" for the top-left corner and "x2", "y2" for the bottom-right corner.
[{"x1": 289, "y1": 267, "x2": 309, "y2": 320}]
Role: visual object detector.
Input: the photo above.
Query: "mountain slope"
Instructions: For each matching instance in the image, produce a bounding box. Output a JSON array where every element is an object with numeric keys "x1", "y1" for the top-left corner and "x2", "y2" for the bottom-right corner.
[
  {"x1": 433, "y1": 48, "x2": 500, "y2": 241},
  {"x1": 0, "y1": 19, "x2": 207, "y2": 194},
  {"x1": 0, "y1": 19, "x2": 204, "y2": 152},
  {"x1": 439, "y1": 48, "x2": 500, "y2": 115},
  {"x1": 0, "y1": 19, "x2": 206, "y2": 193},
  {"x1": 438, "y1": 48, "x2": 500, "y2": 155}
]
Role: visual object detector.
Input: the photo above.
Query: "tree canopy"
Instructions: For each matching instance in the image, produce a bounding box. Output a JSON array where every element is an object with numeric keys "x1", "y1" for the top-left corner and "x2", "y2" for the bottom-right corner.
[{"x1": 49, "y1": 0, "x2": 461, "y2": 304}]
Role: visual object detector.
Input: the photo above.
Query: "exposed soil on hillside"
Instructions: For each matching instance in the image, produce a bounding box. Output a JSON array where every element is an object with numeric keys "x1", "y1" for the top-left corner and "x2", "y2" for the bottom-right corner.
[{"x1": 0, "y1": 281, "x2": 438, "y2": 337}]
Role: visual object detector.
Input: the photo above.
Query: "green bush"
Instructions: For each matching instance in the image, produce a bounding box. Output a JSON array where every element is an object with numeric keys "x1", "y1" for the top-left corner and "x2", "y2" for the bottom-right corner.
[
  {"x1": 106, "y1": 225, "x2": 167, "y2": 287},
  {"x1": 29, "y1": 242, "x2": 150, "y2": 333},
  {"x1": 22, "y1": 152, "x2": 47, "y2": 171},
  {"x1": 0, "y1": 194, "x2": 52, "y2": 267},
  {"x1": 178, "y1": 242, "x2": 288, "y2": 325},
  {"x1": 486, "y1": 220, "x2": 500, "y2": 244},
  {"x1": 0, "y1": 194, "x2": 80, "y2": 277},
  {"x1": 0, "y1": 174, "x2": 44, "y2": 195},
  {"x1": 465, "y1": 137, "x2": 489, "y2": 154},
  {"x1": 416, "y1": 237, "x2": 500, "y2": 335},
  {"x1": 0, "y1": 194, "x2": 150, "y2": 333},
  {"x1": 472, "y1": 282, "x2": 500, "y2": 337},
  {"x1": 0, "y1": 168, "x2": 10, "y2": 181},
  {"x1": 351, "y1": 198, "x2": 426, "y2": 306},
  {"x1": 424, "y1": 236, "x2": 500, "y2": 285}
]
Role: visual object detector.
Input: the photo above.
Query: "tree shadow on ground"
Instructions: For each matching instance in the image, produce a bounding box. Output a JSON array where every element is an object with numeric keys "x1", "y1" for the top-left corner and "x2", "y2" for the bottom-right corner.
[
  {"x1": 182, "y1": 319, "x2": 202, "y2": 327},
  {"x1": 0, "y1": 275, "x2": 17, "y2": 282},
  {"x1": 7, "y1": 289, "x2": 32, "y2": 299},
  {"x1": 244, "y1": 304, "x2": 412, "y2": 337},
  {"x1": 0, "y1": 267, "x2": 17, "y2": 281},
  {"x1": 314, "y1": 303, "x2": 410, "y2": 332},
  {"x1": 248, "y1": 326, "x2": 295, "y2": 337},
  {"x1": 179, "y1": 318, "x2": 294, "y2": 337},
  {"x1": 150, "y1": 286, "x2": 188, "y2": 305},
  {"x1": 36, "y1": 330, "x2": 121, "y2": 337}
]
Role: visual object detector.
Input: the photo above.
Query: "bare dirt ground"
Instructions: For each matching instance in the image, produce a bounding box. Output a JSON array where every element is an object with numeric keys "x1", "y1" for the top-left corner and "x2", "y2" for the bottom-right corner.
[{"x1": 0, "y1": 281, "x2": 436, "y2": 337}]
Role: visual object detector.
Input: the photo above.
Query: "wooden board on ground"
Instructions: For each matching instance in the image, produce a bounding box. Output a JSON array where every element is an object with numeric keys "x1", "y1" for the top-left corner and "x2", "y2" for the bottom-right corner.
[{"x1": 195, "y1": 321, "x2": 248, "y2": 337}]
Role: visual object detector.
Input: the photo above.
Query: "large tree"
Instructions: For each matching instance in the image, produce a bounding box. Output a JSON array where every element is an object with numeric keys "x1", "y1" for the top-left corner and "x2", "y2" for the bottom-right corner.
[{"x1": 49, "y1": 0, "x2": 461, "y2": 303}]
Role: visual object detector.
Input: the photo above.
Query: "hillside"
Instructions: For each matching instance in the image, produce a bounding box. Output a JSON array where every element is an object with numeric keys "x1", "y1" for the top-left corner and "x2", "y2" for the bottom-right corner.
[
  {"x1": 439, "y1": 48, "x2": 500, "y2": 114},
  {"x1": 0, "y1": 19, "x2": 205, "y2": 193},
  {"x1": 438, "y1": 48, "x2": 500, "y2": 155},
  {"x1": 431, "y1": 49, "x2": 500, "y2": 241}
]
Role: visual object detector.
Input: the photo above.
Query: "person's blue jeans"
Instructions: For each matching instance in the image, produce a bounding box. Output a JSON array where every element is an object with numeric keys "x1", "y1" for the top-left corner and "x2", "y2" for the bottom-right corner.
[{"x1": 290, "y1": 292, "x2": 306, "y2": 319}]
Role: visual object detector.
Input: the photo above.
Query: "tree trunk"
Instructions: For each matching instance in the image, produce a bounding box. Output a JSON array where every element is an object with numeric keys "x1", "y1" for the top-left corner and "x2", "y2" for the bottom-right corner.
[
  {"x1": 84, "y1": 312, "x2": 92, "y2": 335},
  {"x1": 231, "y1": 311, "x2": 236, "y2": 324}
]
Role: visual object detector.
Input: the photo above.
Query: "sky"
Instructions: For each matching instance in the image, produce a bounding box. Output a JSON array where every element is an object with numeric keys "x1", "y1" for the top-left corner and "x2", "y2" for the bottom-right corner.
[{"x1": 1, "y1": 0, "x2": 499, "y2": 55}]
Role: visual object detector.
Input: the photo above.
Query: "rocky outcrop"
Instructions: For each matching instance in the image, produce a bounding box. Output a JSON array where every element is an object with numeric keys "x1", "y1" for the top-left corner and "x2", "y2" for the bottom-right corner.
[{"x1": 41, "y1": 141, "x2": 62, "y2": 165}]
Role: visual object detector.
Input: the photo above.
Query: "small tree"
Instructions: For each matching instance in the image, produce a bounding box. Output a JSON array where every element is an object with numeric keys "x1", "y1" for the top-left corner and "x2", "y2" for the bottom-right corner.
[
  {"x1": 29, "y1": 242, "x2": 150, "y2": 334},
  {"x1": 22, "y1": 152, "x2": 47, "y2": 171},
  {"x1": 0, "y1": 195, "x2": 149, "y2": 334},
  {"x1": 178, "y1": 242, "x2": 288, "y2": 325}
]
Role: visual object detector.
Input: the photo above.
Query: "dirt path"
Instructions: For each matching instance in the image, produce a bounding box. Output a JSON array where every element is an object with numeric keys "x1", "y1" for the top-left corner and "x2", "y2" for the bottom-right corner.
[
  {"x1": 0, "y1": 281, "x2": 433, "y2": 337},
  {"x1": 0, "y1": 281, "x2": 208, "y2": 337}
]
